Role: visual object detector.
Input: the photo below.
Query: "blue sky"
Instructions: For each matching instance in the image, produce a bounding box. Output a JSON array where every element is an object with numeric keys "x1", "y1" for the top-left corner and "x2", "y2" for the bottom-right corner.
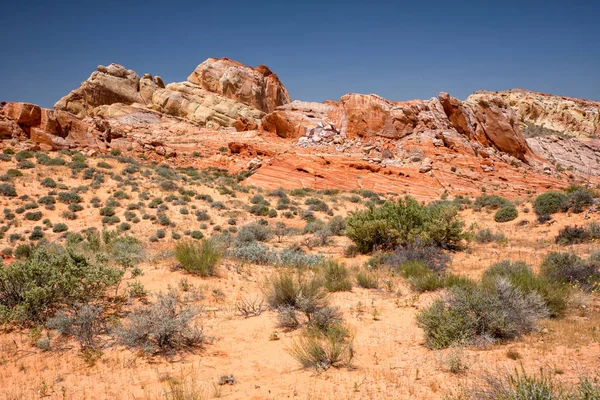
[{"x1": 1, "y1": 0, "x2": 598, "y2": 107}]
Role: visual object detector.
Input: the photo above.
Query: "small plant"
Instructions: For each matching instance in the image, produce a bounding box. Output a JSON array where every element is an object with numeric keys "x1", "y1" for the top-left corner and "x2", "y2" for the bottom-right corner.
[
  {"x1": 175, "y1": 239, "x2": 222, "y2": 277},
  {"x1": 356, "y1": 271, "x2": 379, "y2": 289},
  {"x1": 320, "y1": 260, "x2": 352, "y2": 292},
  {"x1": 52, "y1": 223, "x2": 69, "y2": 233},
  {"x1": 0, "y1": 183, "x2": 17, "y2": 197},
  {"x1": 555, "y1": 225, "x2": 590, "y2": 245},
  {"x1": 288, "y1": 324, "x2": 354, "y2": 370}
]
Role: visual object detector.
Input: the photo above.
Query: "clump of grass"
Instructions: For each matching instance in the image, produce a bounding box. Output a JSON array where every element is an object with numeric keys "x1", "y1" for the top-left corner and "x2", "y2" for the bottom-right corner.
[
  {"x1": 288, "y1": 324, "x2": 354, "y2": 370},
  {"x1": 175, "y1": 239, "x2": 222, "y2": 277},
  {"x1": 320, "y1": 260, "x2": 352, "y2": 292}
]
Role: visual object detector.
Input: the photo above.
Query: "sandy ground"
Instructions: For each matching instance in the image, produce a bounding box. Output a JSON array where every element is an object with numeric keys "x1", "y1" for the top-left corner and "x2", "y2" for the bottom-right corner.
[{"x1": 0, "y1": 155, "x2": 599, "y2": 400}]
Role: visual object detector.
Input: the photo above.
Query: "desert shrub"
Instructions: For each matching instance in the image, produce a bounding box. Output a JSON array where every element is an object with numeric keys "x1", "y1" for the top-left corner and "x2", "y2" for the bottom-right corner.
[
  {"x1": 68, "y1": 203, "x2": 83, "y2": 212},
  {"x1": 356, "y1": 271, "x2": 378, "y2": 289},
  {"x1": 14, "y1": 244, "x2": 32, "y2": 259},
  {"x1": 541, "y1": 252, "x2": 600, "y2": 291},
  {"x1": 277, "y1": 248, "x2": 323, "y2": 269},
  {"x1": 24, "y1": 211, "x2": 43, "y2": 221},
  {"x1": 228, "y1": 242, "x2": 277, "y2": 265},
  {"x1": 47, "y1": 304, "x2": 105, "y2": 349},
  {"x1": 52, "y1": 223, "x2": 68, "y2": 233},
  {"x1": 40, "y1": 177, "x2": 57, "y2": 188},
  {"x1": 235, "y1": 223, "x2": 271, "y2": 245},
  {"x1": 0, "y1": 154, "x2": 11, "y2": 161},
  {"x1": 306, "y1": 198, "x2": 329, "y2": 212},
  {"x1": 417, "y1": 278, "x2": 549, "y2": 349},
  {"x1": 384, "y1": 243, "x2": 451, "y2": 273},
  {"x1": 320, "y1": 260, "x2": 352, "y2": 292},
  {"x1": 175, "y1": 239, "x2": 222, "y2": 277},
  {"x1": 156, "y1": 229, "x2": 166, "y2": 239},
  {"x1": 474, "y1": 229, "x2": 506, "y2": 243},
  {"x1": 7, "y1": 168, "x2": 24, "y2": 177},
  {"x1": 99, "y1": 206, "x2": 115, "y2": 217},
  {"x1": 195, "y1": 210, "x2": 210, "y2": 221},
  {"x1": 115, "y1": 290, "x2": 205, "y2": 355},
  {"x1": 15, "y1": 150, "x2": 33, "y2": 161},
  {"x1": 474, "y1": 195, "x2": 510, "y2": 210},
  {"x1": 277, "y1": 306, "x2": 300, "y2": 330},
  {"x1": 0, "y1": 244, "x2": 123, "y2": 324},
  {"x1": 396, "y1": 260, "x2": 473, "y2": 293},
  {"x1": 249, "y1": 204, "x2": 269, "y2": 216},
  {"x1": 263, "y1": 270, "x2": 327, "y2": 320},
  {"x1": 327, "y1": 216, "x2": 345, "y2": 236},
  {"x1": 494, "y1": 205, "x2": 518, "y2": 223},
  {"x1": 533, "y1": 191, "x2": 568, "y2": 215},
  {"x1": 190, "y1": 230, "x2": 203, "y2": 240},
  {"x1": 467, "y1": 368, "x2": 600, "y2": 400},
  {"x1": 568, "y1": 188, "x2": 594, "y2": 213},
  {"x1": 288, "y1": 324, "x2": 354, "y2": 370},
  {"x1": 157, "y1": 212, "x2": 171, "y2": 226},
  {"x1": 345, "y1": 196, "x2": 467, "y2": 253},
  {"x1": 483, "y1": 259, "x2": 568, "y2": 317},
  {"x1": 96, "y1": 161, "x2": 112, "y2": 169},
  {"x1": 308, "y1": 306, "x2": 343, "y2": 332},
  {"x1": 57, "y1": 191, "x2": 82, "y2": 204},
  {"x1": 17, "y1": 160, "x2": 35, "y2": 169},
  {"x1": 38, "y1": 195, "x2": 56, "y2": 206},
  {"x1": 555, "y1": 225, "x2": 590, "y2": 245},
  {"x1": 0, "y1": 183, "x2": 17, "y2": 197}
]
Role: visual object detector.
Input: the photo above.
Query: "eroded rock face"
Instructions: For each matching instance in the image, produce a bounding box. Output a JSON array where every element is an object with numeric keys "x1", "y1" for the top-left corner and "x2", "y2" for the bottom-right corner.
[
  {"x1": 478, "y1": 89, "x2": 600, "y2": 138},
  {"x1": 55, "y1": 64, "x2": 145, "y2": 118},
  {"x1": 439, "y1": 92, "x2": 533, "y2": 161},
  {"x1": 527, "y1": 135, "x2": 600, "y2": 176},
  {"x1": 327, "y1": 94, "x2": 451, "y2": 140},
  {"x1": 187, "y1": 57, "x2": 291, "y2": 113}
]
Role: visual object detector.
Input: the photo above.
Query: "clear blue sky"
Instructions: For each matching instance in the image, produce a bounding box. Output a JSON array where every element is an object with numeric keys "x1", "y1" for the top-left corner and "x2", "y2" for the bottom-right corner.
[{"x1": 1, "y1": 0, "x2": 598, "y2": 108}]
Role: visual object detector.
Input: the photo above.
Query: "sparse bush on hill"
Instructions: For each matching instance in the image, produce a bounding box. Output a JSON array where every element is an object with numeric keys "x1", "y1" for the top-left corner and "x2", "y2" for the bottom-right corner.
[
  {"x1": 494, "y1": 205, "x2": 518, "y2": 222},
  {"x1": 533, "y1": 191, "x2": 568, "y2": 215},
  {"x1": 555, "y1": 225, "x2": 590, "y2": 245},
  {"x1": 0, "y1": 183, "x2": 17, "y2": 197},
  {"x1": 263, "y1": 270, "x2": 327, "y2": 320},
  {"x1": 541, "y1": 252, "x2": 600, "y2": 292},
  {"x1": 474, "y1": 229, "x2": 506, "y2": 243},
  {"x1": 474, "y1": 195, "x2": 510, "y2": 210},
  {"x1": 345, "y1": 196, "x2": 467, "y2": 253}
]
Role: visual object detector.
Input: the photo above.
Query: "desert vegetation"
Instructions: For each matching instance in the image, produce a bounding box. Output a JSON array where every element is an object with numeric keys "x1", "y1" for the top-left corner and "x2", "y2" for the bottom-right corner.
[{"x1": 0, "y1": 148, "x2": 598, "y2": 399}]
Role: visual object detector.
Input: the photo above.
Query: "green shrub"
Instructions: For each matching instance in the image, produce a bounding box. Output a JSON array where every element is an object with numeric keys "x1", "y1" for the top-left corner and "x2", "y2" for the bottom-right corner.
[
  {"x1": 356, "y1": 271, "x2": 378, "y2": 289},
  {"x1": 175, "y1": 239, "x2": 222, "y2": 277},
  {"x1": 494, "y1": 205, "x2": 518, "y2": 223},
  {"x1": 52, "y1": 223, "x2": 69, "y2": 233},
  {"x1": 533, "y1": 191, "x2": 568, "y2": 215},
  {"x1": 0, "y1": 183, "x2": 17, "y2": 197},
  {"x1": 417, "y1": 278, "x2": 549, "y2": 349},
  {"x1": 7, "y1": 168, "x2": 23, "y2": 177},
  {"x1": 228, "y1": 242, "x2": 277, "y2": 265},
  {"x1": 263, "y1": 271, "x2": 327, "y2": 320},
  {"x1": 474, "y1": 229, "x2": 506, "y2": 243},
  {"x1": 40, "y1": 177, "x2": 57, "y2": 188},
  {"x1": 320, "y1": 260, "x2": 352, "y2": 292},
  {"x1": 0, "y1": 244, "x2": 123, "y2": 324},
  {"x1": 15, "y1": 150, "x2": 33, "y2": 161},
  {"x1": 474, "y1": 195, "x2": 510, "y2": 210},
  {"x1": 482, "y1": 260, "x2": 567, "y2": 317},
  {"x1": 555, "y1": 225, "x2": 590, "y2": 245},
  {"x1": 288, "y1": 324, "x2": 354, "y2": 370},
  {"x1": 541, "y1": 252, "x2": 600, "y2": 292},
  {"x1": 345, "y1": 196, "x2": 467, "y2": 253},
  {"x1": 24, "y1": 211, "x2": 43, "y2": 221},
  {"x1": 568, "y1": 188, "x2": 594, "y2": 213}
]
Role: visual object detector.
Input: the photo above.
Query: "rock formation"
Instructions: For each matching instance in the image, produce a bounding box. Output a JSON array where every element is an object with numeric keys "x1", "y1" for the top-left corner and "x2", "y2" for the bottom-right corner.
[
  {"x1": 1, "y1": 57, "x2": 599, "y2": 197},
  {"x1": 473, "y1": 89, "x2": 600, "y2": 139}
]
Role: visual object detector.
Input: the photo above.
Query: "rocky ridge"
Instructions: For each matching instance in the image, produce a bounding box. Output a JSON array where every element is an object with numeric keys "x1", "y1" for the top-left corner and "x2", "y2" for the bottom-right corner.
[{"x1": 1, "y1": 57, "x2": 599, "y2": 199}]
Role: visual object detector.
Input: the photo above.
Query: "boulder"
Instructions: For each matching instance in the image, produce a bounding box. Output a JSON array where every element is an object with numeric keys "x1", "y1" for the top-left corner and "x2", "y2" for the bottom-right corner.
[
  {"x1": 55, "y1": 64, "x2": 143, "y2": 118},
  {"x1": 187, "y1": 57, "x2": 291, "y2": 113},
  {"x1": 3, "y1": 102, "x2": 41, "y2": 127}
]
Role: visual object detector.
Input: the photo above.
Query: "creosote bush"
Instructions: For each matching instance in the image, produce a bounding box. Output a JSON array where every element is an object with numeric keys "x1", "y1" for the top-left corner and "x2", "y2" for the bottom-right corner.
[
  {"x1": 175, "y1": 239, "x2": 222, "y2": 277},
  {"x1": 494, "y1": 205, "x2": 518, "y2": 223},
  {"x1": 0, "y1": 244, "x2": 123, "y2": 324},
  {"x1": 533, "y1": 191, "x2": 568, "y2": 215},
  {"x1": 345, "y1": 196, "x2": 467, "y2": 253}
]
